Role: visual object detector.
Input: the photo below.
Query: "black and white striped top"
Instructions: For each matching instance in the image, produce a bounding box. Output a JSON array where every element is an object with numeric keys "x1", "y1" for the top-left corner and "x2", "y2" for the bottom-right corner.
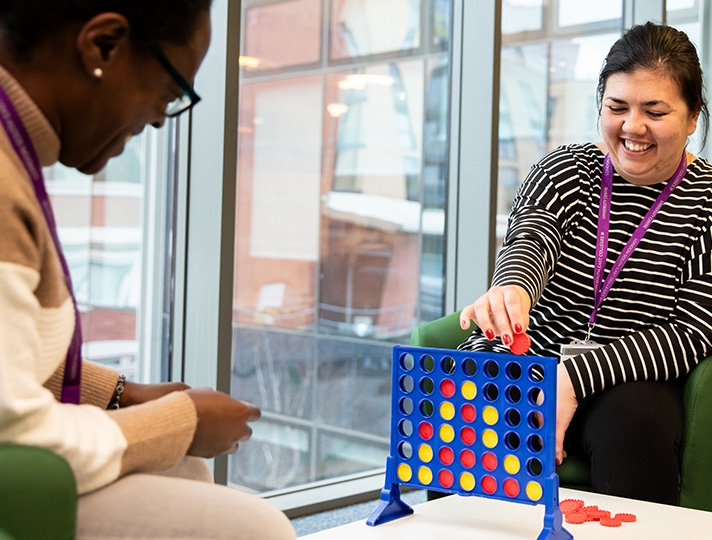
[{"x1": 459, "y1": 142, "x2": 712, "y2": 400}]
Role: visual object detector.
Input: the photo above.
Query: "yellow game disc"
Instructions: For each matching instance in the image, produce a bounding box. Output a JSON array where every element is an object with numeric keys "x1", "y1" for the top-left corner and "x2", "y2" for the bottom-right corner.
[
  {"x1": 482, "y1": 429, "x2": 498, "y2": 448},
  {"x1": 504, "y1": 455, "x2": 520, "y2": 474},
  {"x1": 461, "y1": 381, "x2": 477, "y2": 400},
  {"x1": 459, "y1": 472, "x2": 475, "y2": 491},
  {"x1": 397, "y1": 463, "x2": 412, "y2": 482},
  {"x1": 526, "y1": 481, "x2": 543, "y2": 501},
  {"x1": 482, "y1": 405, "x2": 499, "y2": 425},
  {"x1": 440, "y1": 401, "x2": 455, "y2": 420},
  {"x1": 418, "y1": 466, "x2": 433, "y2": 485},
  {"x1": 418, "y1": 444, "x2": 433, "y2": 463},
  {"x1": 440, "y1": 424, "x2": 455, "y2": 443}
]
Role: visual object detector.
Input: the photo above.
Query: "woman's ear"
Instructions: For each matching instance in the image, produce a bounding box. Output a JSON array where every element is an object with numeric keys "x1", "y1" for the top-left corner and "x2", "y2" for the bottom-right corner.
[{"x1": 75, "y1": 13, "x2": 131, "y2": 79}]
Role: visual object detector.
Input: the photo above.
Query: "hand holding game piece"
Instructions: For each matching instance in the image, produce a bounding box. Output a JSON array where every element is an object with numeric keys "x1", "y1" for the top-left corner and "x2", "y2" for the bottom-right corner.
[{"x1": 509, "y1": 332, "x2": 530, "y2": 355}]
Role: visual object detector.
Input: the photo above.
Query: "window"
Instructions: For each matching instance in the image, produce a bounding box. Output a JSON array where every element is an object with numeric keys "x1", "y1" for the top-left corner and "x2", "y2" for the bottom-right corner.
[
  {"x1": 48, "y1": 127, "x2": 178, "y2": 384},
  {"x1": 230, "y1": 0, "x2": 453, "y2": 494}
]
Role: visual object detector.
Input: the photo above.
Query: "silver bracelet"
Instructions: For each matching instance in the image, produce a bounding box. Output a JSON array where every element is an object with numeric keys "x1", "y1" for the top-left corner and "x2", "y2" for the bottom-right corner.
[{"x1": 110, "y1": 374, "x2": 126, "y2": 409}]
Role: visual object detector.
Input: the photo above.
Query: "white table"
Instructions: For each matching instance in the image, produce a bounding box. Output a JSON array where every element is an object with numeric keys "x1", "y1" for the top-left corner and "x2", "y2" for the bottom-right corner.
[{"x1": 300, "y1": 488, "x2": 712, "y2": 539}]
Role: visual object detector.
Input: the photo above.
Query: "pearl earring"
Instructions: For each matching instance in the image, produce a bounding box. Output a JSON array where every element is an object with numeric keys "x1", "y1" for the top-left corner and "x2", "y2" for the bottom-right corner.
[{"x1": 92, "y1": 68, "x2": 103, "y2": 79}]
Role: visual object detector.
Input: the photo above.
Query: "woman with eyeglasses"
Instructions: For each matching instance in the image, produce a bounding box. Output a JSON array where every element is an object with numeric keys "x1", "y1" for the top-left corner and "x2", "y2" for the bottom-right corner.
[
  {"x1": 459, "y1": 22, "x2": 711, "y2": 505},
  {"x1": 0, "y1": 1, "x2": 295, "y2": 538}
]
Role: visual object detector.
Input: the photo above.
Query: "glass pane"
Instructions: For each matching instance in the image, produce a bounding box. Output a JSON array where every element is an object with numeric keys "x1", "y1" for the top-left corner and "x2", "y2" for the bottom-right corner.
[
  {"x1": 46, "y1": 133, "x2": 173, "y2": 381},
  {"x1": 331, "y1": 0, "x2": 422, "y2": 60},
  {"x1": 502, "y1": 0, "x2": 544, "y2": 35},
  {"x1": 558, "y1": 0, "x2": 622, "y2": 27},
  {"x1": 242, "y1": 0, "x2": 321, "y2": 72},
  {"x1": 232, "y1": 0, "x2": 452, "y2": 493}
]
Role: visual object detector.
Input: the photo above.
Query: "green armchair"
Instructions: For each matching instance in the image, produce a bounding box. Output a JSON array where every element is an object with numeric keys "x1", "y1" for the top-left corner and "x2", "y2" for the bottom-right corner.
[
  {"x1": 411, "y1": 310, "x2": 712, "y2": 511},
  {"x1": 0, "y1": 444, "x2": 78, "y2": 540}
]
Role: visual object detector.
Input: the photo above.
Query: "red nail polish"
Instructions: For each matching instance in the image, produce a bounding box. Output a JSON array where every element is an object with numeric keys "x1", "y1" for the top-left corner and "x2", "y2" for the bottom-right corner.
[
  {"x1": 485, "y1": 329, "x2": 495, "y2": 340},
  {"x1": 556, "y1": 458, "x2": 561, "y2": 466},
  {"x1": 515, "y1": 323, "x2": 522, "y2": 333},
  {"x1": 503, "y1": 334, "x2": 512, "y2": 346}
]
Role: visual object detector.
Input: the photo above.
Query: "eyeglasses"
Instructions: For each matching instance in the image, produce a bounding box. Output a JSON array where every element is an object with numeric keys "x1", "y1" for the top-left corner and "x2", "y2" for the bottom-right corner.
[{"x1": 144, "y1": 41, "x2": 201, "y2": 117}]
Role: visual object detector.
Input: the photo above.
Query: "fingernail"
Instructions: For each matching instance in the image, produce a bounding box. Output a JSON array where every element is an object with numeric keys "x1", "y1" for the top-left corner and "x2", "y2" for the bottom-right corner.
[
  {"x1": 485, "y1": 329, "x2": 495, "y2": 340},
  {"x1": 515, "y1": 323, "x2": 522, "y2": 333},
  {"x1": 461, "y1": 320, "x2": 466, "y2": 329},
  {"x1": 556, "y1": 458, "x2": 561, "y2": 466},
  {"x1": 503, "y1": 334, "x2": 512, "y2": 346}
]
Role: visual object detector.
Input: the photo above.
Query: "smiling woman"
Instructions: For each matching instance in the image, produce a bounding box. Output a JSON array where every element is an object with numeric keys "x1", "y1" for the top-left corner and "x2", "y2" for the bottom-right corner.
[
  {"x1": 458, "y1": 21, "x2": 712, "y2": 506},
  {"x1": 0, "y1": 1, "x2": 294, "y2": 538}
]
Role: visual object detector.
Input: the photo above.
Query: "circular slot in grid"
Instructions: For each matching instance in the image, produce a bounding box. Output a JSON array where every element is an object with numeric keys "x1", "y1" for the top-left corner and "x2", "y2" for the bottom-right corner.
[
  {"x1": 505, "y1": 408, "x2": 520, "y2": 427},
  {"x1": 527, "y1": 457, "x2": 543, "y2": 477},
  {"x1": 506, "y1": 361, "x2": 522, "y2": 380},
  {"x1": 483, "y1": 383, "x2": 499, "y2": 402},
  {"x1": 461, "y1": 380, "x2": 477, "y2": 400},
  {"x1": 397, "y1": 463, "x2": 412, "y2": 482},
  {"x1": 462, "y1": 358, "x2": 477, "y2": 377},
  {"x1": 482, "y1": 406, "x2": 499, "y2": 425},
  {"x1": 418, "y1": 444, "x2": 433, "y2": 463},
  {"x1": 400, "y1": 353, "x2": 415, "y2": 371},
  {"x1": 418, "y1": 466, "x2": 433, "y2": 485},
  {"x1": 484, "y1": 360, "x2": 500, "y2": 378},
  {"x1": 528, "y1": 387, "x2": 543, "y2": 406},
  {"x1": 482, "y1": 429, "x2": 498, "y2": 448},
  {"x1": 421, "y1": 355, "x2": 435, "y2": 373},
  {"x1": 481, "y1": 475, "x2": 497, "y2": 494},
  {"x1": 526, "y1": 481, "x2": 543, "y2": 501},
  {"x1": 528, "y1": 363, "x2": 544, "y2": 382},
  {"x1": 481, "y1": 451, "x2": 497, "y2": 471},
  {"x1": 441, "y1": 356, "x2": 456, "y2": 375},
  {"x1": 505, "y1": 385, "x2": 521, "y2": 404},
  {"x1": 504, "y1": 431, "x2": 520, "y2": 450},
  {"x1": 399, "y1": 375, "x2": 414, "y2": 393},
  {"x1": 528, "y1": 410, "x2": 543, "y2": 430},
  {"x1": 504, "y1": 454, "x2": 520, "y2": 474},
  {"x1": 398, "y1": 441, "x2": 413, "y2": 459},
  {"x1": 399, "y1": 397, "x2": 413, "y2": 415},
  {"x1": 419, "y1": 399, "x2": 434, "y2": 417},
  {"x1": 440, "y1": 401, "x2": 456, "y2": 421},
  {"x1": 440, "y1": 424, "x2": 455, "y2": 443},
  {"x1": 460, "y1": 472, "x2": 475, "y2": 491},
  {"x1": 398, "y1": 419, "x2": 413, "y2": 437},
  {"x1": 420, "y1": 377, "x2": 434, "y2": 395},
  {"x1": 528, "y1": 434, "x2": 544, "y2": 454}
]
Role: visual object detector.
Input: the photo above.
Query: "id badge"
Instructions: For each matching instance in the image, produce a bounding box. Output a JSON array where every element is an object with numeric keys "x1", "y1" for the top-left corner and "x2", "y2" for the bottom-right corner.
[{"x1": 560, "y1": 340, "x2": 601, "y2": 362}]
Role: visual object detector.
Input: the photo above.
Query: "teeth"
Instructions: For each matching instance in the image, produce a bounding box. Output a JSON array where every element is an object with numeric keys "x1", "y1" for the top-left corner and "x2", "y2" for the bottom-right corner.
[{"x1": 624, "y1": 140, "x2": 651, "y2": 152}]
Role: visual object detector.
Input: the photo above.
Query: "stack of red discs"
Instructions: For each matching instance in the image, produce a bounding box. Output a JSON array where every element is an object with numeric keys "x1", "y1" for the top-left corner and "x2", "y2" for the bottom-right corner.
[{"x1": 559, "y1": 499, "x2": 637, "y2": 528}]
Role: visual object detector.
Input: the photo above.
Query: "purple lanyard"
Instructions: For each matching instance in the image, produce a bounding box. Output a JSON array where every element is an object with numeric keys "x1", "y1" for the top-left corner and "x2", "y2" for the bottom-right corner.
[
  {"x1": 0, "y1": 84, "x2": 82, "y2": 404},
  {"x1": 590, "y1": 152, "x2": 687, "y2": 330}
]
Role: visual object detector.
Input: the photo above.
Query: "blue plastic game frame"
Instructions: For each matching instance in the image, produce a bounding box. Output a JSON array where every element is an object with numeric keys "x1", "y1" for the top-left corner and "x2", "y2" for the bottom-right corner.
[{"x1": 367, "y1": 345, "x2": 572, "y2": 540}]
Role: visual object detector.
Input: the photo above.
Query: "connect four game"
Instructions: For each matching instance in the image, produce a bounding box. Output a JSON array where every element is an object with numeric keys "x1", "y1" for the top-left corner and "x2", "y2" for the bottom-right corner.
[{"x1": 367, "y1": 345, "x2": 572, "y2": 540}]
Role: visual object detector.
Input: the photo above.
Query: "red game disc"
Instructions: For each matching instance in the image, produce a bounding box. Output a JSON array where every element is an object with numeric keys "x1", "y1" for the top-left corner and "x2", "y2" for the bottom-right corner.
[
  {"x1": 599, "y1": 516, "x2": 623, "y2": 527},
  {"x1": 509, "y1": 332, "x2": 531, "y2": 355},
  {"x1": 559, "y1": 499, "x2": 584, "y2": 514},
  {"x1": 564, "y1": 512, "x2": 588, "y2": 524},
  {"x1": 586, "y1": 509, "x2": 610, "y2": 521},
  {"x1": 615, "y1": 513, "x2": 637, "y2": 523}
]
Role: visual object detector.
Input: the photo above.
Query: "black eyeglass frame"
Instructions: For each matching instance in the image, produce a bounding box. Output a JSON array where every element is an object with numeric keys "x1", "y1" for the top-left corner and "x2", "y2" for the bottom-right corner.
[{"x1": 143, "y1": 40, "x2": 202, "y2": 117}]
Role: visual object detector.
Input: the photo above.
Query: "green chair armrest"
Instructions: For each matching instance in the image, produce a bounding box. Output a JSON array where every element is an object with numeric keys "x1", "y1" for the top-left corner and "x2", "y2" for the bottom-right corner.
[
  {"x1": 0, "y1": 444, "x2": 77, "y2": 540},
  {"x1": 680, "y1": 356, "x2": 712, "y2": 511},
  {"x1": 411, "y1": 310, "x2": 474, "y2": 349}
]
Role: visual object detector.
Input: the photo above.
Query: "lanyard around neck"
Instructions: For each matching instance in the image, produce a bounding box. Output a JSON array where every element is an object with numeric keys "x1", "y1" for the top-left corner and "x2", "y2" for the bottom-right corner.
[
  {"x1": 590, "y1": 152, "x2": 687, "y2": 331},
  {"x1": 0, "y1": 84, "x2": 83, "y2": 404}
]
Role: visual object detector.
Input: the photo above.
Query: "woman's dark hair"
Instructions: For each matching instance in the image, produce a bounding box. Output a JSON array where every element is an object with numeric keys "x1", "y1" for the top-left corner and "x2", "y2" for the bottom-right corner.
[
  {"x1": 0, "y1": 0, "x2": 213, "y2": 60},
  {"x1": 597, "y1": 21, "x2": 709, "y2": 149}
]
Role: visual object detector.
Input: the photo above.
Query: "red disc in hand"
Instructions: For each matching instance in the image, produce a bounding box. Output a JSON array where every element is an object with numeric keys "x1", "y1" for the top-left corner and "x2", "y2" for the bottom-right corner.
[{"x1": 509, "y1": 332, "x2": 531, "y2": 355}]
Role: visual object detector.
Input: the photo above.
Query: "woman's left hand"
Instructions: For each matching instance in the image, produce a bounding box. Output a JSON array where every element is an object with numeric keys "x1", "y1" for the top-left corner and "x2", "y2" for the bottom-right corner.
[
  {"x1": 555, "y1": 363, "x2": 578, "y2": 465},
  {"x1": 119, "y1": 381, "x2": 191, "y2": 408}
]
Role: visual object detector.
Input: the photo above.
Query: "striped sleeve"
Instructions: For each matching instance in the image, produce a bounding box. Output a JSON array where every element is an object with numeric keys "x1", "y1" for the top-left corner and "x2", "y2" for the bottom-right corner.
[{"x1": 564, "y1": 223, "x2": 712, "y2": 399}]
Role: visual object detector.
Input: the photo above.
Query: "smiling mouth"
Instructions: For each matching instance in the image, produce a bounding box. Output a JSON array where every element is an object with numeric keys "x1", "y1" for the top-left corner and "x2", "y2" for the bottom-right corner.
[{"x1": 623, "y1": 139, "x2": 652, "y2": 152}]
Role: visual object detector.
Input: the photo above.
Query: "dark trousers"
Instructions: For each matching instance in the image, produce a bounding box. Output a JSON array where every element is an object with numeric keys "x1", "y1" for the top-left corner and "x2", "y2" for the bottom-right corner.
[{"x1": 565, "y1": 380, "x2": 684, "y2": 505}]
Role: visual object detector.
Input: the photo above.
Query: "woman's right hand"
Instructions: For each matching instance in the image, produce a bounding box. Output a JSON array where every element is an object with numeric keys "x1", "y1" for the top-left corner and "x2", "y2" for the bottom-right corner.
[
  {"x1": 460, "y1": 285, "x2": 531, "y2": 346},
  {"x1": 184, "y1": 387, "x2": 261, "y2": 458}
]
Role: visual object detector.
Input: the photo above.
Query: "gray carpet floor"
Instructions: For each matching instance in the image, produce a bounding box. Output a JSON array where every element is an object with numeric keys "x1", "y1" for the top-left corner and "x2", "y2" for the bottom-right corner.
[{"x1": 292, "y1": 489, "x2": 427, "y2": 537}]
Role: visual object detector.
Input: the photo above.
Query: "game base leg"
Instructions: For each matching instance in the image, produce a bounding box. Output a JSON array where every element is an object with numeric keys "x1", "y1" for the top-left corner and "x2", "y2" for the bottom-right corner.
[
  {"x1": 366, "y1": 483, "x2": 414, "y2": 526},
  {"x1": 538, "y1": 507, "x2": 573, "y2": 540}
]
